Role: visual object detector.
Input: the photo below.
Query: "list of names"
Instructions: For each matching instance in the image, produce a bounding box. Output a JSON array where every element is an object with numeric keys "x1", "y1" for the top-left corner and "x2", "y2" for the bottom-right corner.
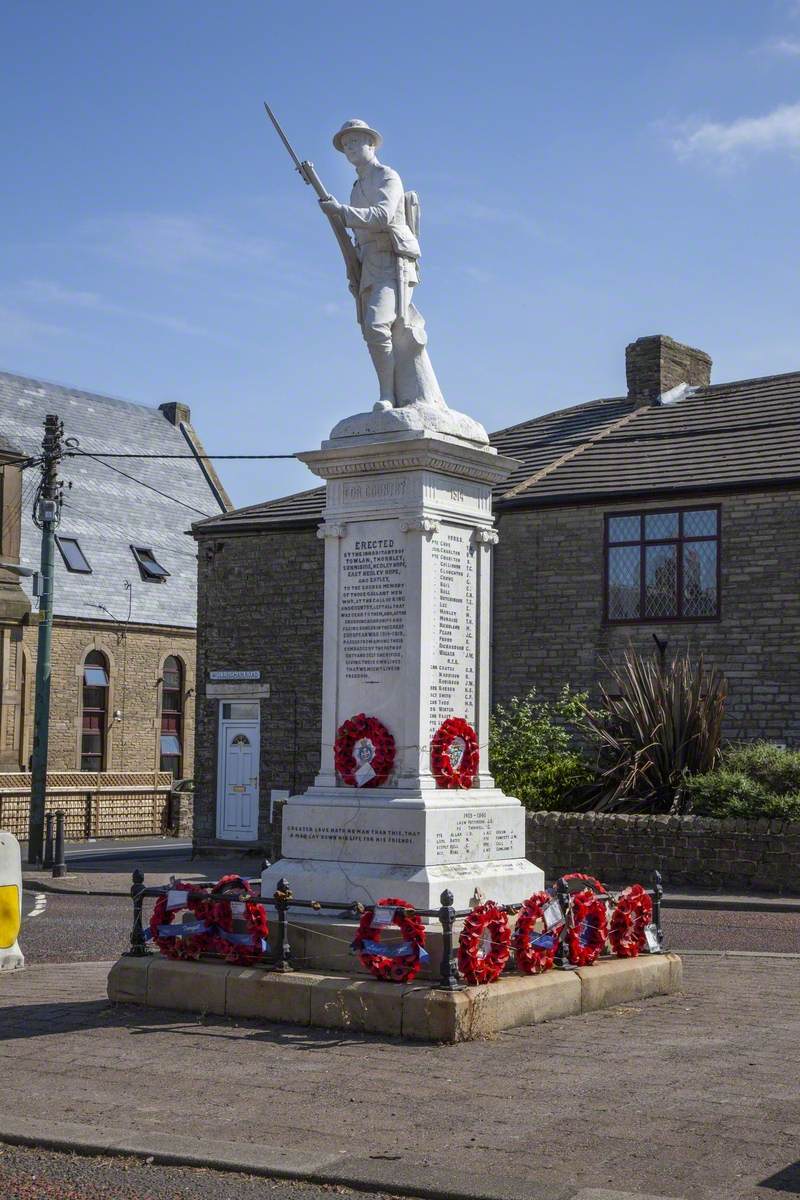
[
  {"x1": 428, "y1": 526, "x2": 476, "y2": 733},
  {"x1": 340, "y1": 534, "x2": 406, "y2": 681}
]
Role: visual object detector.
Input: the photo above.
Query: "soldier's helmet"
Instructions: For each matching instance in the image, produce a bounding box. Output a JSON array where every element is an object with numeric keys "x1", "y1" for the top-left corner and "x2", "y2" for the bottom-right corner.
[{"x1": 333, "y1": 119, "x2": 383, "y2": 153}]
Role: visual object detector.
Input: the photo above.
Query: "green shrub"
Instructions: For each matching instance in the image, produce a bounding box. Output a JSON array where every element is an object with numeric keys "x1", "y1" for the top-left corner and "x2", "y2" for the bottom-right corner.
[
  {"x1": 683, "y1": 769, "x2": 800, "y2": 821},
  {"x1": 489, "y1": 687, "x2": 596, "y2": 811},
  {"x1": 683, "y1": 741, "x2": 800, "y2": 820},
  {"x1": 580, "y1": 647, "x2": 726, "y2": 813},
  {"x1": 721, "y1": 742, "x2": 800, "y2": 795}
]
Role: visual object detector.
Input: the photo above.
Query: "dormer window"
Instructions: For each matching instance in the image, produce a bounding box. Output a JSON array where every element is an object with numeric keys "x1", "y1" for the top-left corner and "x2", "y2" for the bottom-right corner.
[
  {"x1": 131, "y1": 546, "x2": 170, "y2": 582},
  {"x1": 56, "y1": 536, "x2": 92, "y2": 574}
]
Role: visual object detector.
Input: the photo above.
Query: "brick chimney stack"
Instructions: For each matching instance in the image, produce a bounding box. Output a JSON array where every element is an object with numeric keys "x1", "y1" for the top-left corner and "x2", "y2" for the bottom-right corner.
[
  {"x1": 625, "y1": 335, "x2": 712, "y2": 406},
  {"x1": 159, "y1": 401, "x2": 191, "y2": 426}
]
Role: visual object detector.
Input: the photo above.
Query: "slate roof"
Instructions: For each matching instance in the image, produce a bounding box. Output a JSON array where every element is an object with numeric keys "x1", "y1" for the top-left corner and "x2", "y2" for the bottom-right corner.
[
  {"x1": 192, "y1": 367, "x2": 800, "y2": 533},
  {"x1": 501, "y1": 371, "x2": 800, "y2": 506},
  {"x1": 0, "y1": 370, "x2": 228, "y2": 628}
]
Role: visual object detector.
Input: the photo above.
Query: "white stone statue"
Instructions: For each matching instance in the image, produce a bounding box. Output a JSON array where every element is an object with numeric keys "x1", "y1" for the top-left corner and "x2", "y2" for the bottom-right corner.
[
  {"x1": 263, "y1": 105, "x2": 488, "y2": 444},
  {"x1": 320, "y1": 119, "x2": 445, "y2": 413}
]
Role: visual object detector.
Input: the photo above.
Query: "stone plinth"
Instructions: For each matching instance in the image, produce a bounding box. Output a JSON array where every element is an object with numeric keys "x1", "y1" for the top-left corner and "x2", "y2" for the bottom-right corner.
[
  {"x1": 108, "y1": 953, "x2": 683, "y2": 1043},
  {"x1": 262, "y1": 425, "x2": 543, "y2": 911}
]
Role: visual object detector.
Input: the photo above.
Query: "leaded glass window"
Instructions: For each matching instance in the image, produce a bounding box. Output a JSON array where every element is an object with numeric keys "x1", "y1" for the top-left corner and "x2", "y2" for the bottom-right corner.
[{"x1": 605, "y1": 507, "x2": 719, "y2": 622}]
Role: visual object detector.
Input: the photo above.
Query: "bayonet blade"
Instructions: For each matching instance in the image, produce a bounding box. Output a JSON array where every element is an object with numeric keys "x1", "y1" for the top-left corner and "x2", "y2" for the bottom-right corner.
[{"x1": 263, "y1": 101, "x2": 308, "y2": 180}]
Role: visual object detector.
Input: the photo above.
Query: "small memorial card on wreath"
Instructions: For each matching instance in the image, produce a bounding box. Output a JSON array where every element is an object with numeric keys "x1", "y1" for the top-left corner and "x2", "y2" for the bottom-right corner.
[{"x1": 543, "y1": 898, "x2": 564, "y2": 930}]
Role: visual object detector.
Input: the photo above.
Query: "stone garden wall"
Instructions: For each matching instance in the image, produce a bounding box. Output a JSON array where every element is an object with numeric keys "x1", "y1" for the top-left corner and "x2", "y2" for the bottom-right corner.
[{"x1": 525, "y1": 810, "x2": 800, "y2": 894}]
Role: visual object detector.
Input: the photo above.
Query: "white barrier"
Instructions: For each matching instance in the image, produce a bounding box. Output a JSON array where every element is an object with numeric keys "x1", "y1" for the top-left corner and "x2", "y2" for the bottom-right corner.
[{"x1": 0, "y1": 830, "x2": 24, "y2": 971}]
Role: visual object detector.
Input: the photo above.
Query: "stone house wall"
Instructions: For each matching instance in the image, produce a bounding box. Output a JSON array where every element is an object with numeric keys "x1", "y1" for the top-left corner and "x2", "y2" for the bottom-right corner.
[
  {"x1": 19, "y1": 619, "x2": 196, "y2": 776},
  {"x1": 493, "y1": 487, "x2": 800, "y2": 745},
  {"x1": 525, "y1": 810, "x2": 800, "y2": 894},
  {"x1": 193, "y1": 528, "x2": 323, "y2": 849},
  {"x1": 192, "y1": 485, "x2": 800, "y2": 850}
]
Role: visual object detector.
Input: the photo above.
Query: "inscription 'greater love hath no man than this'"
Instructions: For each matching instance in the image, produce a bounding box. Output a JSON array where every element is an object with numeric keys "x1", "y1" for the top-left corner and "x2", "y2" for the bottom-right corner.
[{"x1": 341, "y1": 537, "x2": 406, "y2": 680}]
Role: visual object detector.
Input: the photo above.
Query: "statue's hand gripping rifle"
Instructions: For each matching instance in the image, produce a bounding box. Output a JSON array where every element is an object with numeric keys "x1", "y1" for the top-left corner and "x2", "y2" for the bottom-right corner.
[{"x1": 264, "y1": 102, "x2": 362, "y2": 323}]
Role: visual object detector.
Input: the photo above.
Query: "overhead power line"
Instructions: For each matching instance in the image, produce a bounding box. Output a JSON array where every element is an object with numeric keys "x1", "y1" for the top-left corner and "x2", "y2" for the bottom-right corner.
[
  {"x1": 79, "y1": 452, "x2": 215, "y2": 518},
  {"x1": 64, "y1": 451, "x2": 297, "y2": 460}
]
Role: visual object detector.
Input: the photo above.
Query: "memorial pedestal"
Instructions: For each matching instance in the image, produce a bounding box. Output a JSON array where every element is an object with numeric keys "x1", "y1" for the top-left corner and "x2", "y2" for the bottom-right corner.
[{"x1": 263, "y1": 422, "x2": 543, "y2": 912}]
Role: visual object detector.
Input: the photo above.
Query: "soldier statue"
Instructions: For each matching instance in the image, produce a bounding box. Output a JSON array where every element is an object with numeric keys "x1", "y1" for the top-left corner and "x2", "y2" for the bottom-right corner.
[{"x1": 318, "y1": 119, "x2": 445, "y2": 412}]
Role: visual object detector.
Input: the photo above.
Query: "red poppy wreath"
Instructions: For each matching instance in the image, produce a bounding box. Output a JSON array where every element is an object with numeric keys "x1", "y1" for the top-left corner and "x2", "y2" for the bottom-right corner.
[
  {"x1": 457, "y1": 901, "x2": 511, "y2": 985},
  {"x1": 609, "y1": 883, "x2": 653, "y2": 958},
  {"x1": 149, "y1": 880, "x2": 213, "y2": 961},
  {"x1": 513, "y1": 890, "x2": 561, "y2": 975},
  {"x1": 353, "y1": 897, "x2": 428, "y2": 983},
  {"x1": 567, "y1": 888, "x2": 609, "y2": 967},
  {"x1": 431, "y1": 717, "x2": 479, "y2": 789},
  {"x1": 334, "y1": 714, "x2": 395, "y2": 788},
  {"x1": 209, "y1": 873, "x2": 270, "y2": 967}
]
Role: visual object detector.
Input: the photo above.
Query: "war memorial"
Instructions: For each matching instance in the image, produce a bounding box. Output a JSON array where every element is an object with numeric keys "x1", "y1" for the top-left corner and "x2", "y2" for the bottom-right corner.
[{"x1": 108, "y1": 113, "x2": 680, "y2": 1041}]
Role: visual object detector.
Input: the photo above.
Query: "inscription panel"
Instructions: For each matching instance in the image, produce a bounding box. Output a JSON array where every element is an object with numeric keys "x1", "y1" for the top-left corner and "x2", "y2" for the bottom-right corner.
[
  {"x1": 340, "y1": 520, "x2": 407, "y2": 683},
  {"x1": 281, "y1": 803, "x2": 524, "y2": 865},
  {"x1": 428, "y1": 524, "x2": 477, "y2": 736},
  {"x1": 328, "y1": 474, "x2": 414, "y2": 513}
]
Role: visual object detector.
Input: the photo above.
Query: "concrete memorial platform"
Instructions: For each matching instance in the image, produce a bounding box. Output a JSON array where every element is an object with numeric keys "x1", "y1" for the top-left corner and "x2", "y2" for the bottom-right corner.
[{"x1": 108, "y1": 952, "x2": 682, "y2": 1043}]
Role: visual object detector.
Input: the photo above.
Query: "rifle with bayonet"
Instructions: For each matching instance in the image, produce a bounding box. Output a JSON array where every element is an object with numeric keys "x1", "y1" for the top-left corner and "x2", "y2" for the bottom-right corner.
[{"x1": 263, "y1": 101, "x2": 362, "y2": 323}]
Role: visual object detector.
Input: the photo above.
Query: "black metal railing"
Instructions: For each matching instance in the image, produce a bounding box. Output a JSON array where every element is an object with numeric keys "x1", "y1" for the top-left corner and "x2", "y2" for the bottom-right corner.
[{"x1": 126, "y1": 870, "x2": 667, "y2": 989}]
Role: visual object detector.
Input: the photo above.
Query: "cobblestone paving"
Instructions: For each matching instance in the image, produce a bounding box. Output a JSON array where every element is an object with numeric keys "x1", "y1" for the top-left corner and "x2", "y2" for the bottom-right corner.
[{"x1": 1, "y1": 957, "x2": 798, "y2": 1200}]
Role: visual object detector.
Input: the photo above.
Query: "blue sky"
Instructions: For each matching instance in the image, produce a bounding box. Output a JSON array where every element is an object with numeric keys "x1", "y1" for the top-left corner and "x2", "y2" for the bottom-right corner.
[{"x1": 3, "y1": 1, "x2": 800, "y2": 509}]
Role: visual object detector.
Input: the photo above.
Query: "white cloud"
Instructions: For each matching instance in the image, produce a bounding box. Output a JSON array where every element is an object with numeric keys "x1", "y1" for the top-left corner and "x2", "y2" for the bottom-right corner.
[
  {"x1": 763, "y1": 36, "x2": 800, "y2": 56},
  {"x1": 19, "y1": 278, "x2": 225, "y2": 342},
  {"x1": 672, "y1": 101, "x2": 800, "y2": 162},
  {"x1": 23, "y1": 280, "x2": 103, "y2": 308},
  {"x1": 78, "y1": 213, "x2": 276, "y2": 271},
  {"x1": 0, "y1": 305, "x2": 71, "y2": 349}
]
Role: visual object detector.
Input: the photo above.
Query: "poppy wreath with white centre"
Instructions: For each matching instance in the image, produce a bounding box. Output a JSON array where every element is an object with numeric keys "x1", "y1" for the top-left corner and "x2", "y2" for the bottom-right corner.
[
  {"x1": 334, "y1": 713, "x2": 395, "y2": 788},
  {"x1": 457, "y1": 900, "x2": 511, "y2": 985},
  {"x1": 431, "y1": 717, "x2": 479, "y2": 789},
  {"x1": 609, "y1": 883, "x2": 653, "y2": 958}
]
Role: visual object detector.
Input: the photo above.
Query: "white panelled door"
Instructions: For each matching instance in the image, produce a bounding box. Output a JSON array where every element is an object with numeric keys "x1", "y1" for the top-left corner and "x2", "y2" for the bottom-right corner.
[{"x1": 216, "y1": 703, "x2": 260, "y2": 840}]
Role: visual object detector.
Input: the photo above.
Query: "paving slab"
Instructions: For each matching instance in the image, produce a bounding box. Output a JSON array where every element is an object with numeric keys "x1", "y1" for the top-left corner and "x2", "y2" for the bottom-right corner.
[{"x1": 2, "y1": 955, "x2": 799, "y2": 1200}]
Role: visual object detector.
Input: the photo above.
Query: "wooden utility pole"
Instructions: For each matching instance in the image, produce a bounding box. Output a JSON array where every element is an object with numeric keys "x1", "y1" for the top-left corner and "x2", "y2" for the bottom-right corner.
[{"x1": 27, "y1": 414, "x2": 63, "y2": 865}]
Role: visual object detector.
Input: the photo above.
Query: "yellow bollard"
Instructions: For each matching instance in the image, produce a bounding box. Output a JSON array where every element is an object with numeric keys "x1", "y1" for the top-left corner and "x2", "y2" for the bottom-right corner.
[{"x1": 0, "y1": 830, "x2": 24, "y2": 971}]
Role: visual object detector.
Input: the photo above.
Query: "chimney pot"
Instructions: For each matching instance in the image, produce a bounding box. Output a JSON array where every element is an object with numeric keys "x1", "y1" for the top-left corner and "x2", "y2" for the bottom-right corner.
[{"x1": 625, "y1": 335, "x2": 711, "y2": 406}]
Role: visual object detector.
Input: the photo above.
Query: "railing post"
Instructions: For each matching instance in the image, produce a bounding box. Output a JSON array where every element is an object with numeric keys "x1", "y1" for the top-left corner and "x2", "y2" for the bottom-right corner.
[
  {"x1": 273, "y1": 877, "x2": 293, "y2": 972},
  {"x1": 52, "y1": 809, "x2": 66, "y2": 878},
  {"x1": 653, "y1": 869, "x2": 664, "y2": 950},
  {"x1": 43, "y1": 812, "x2": 55, "y2": 869},
  {"x1": 437, "y1": 889, "x2": 462, "y2": 990},
  {"x1": 553, "y1": 876, "x2": 575, "y2": 970},
  {"x1": 127, "y1": 868, "x2": 147, "y2": 957}
]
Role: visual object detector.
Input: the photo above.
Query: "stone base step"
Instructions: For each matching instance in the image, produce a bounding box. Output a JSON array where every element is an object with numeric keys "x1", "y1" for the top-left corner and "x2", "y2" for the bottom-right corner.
[{"x1": 108, "y1": 952, "x2": 682, "y2": 1043}]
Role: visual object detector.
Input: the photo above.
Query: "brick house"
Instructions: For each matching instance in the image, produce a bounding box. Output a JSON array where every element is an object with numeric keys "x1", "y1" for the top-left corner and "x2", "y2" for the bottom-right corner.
[
  {"x1": 191, "y1": 335, "x2": 800, "y2": 851},
  {"x1": 0, "y1": 370, "x2": 229, "y2": 788}
]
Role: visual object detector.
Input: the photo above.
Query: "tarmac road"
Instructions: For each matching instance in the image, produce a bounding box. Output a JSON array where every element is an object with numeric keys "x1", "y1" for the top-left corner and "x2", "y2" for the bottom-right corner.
[
  {"x1": 0, "y1": 1143, "x2": 415, "y2": 1200},
  {"x1": 18, "y1": 885, "x2": 800, "y2": 965}
]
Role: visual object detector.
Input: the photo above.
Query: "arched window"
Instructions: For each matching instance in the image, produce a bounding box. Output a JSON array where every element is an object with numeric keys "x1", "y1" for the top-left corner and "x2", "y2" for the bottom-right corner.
[
  {"x1": 81, "y1": 650, "x2": 109, "y2": 772},
  {"x1": 160, "y1": 656, "x2": 183, "y2": 777}
]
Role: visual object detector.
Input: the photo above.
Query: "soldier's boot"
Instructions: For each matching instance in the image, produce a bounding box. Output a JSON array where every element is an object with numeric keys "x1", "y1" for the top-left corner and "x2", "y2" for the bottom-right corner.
[{"x1": 368, "y1": 343, "x2": 396, "y2": 410}]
